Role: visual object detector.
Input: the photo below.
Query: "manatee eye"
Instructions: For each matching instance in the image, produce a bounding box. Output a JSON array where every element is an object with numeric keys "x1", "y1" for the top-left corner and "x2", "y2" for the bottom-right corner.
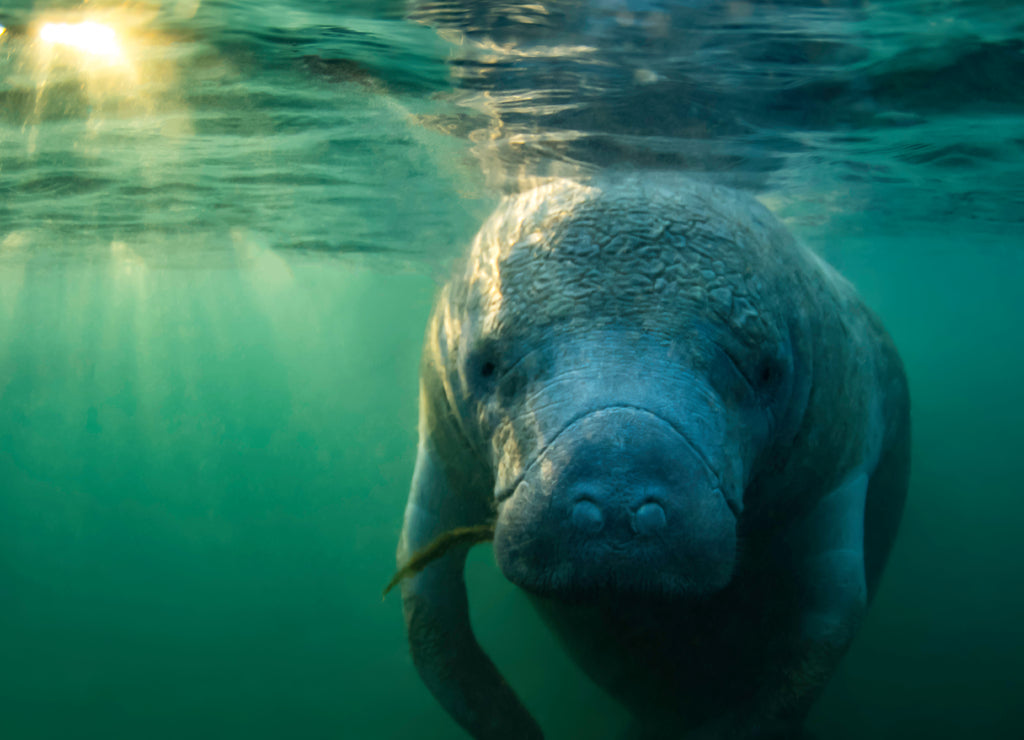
[
  {"x1": 467, "y1": 345, "x2": 500, "y2": 390},
  {"x1": 756, "y1": 357, "x2": 783, "y2": 392}
]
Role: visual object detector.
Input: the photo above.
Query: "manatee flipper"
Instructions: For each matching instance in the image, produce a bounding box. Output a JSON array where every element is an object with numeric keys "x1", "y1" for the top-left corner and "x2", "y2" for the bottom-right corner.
[
  {"x1": 793, "y1": 471, "x2": 869, "y2": 645},
  {"x1": 726, "y1": 471, "x2": 871, "y2": 739},
  {"x1": 399, "y1": 434, "x2": 543, "y2": 740}
]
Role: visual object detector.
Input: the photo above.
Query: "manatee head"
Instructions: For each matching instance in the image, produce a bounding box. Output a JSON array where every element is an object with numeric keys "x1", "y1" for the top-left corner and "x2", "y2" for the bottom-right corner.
[{"x1": 427, "y1": 173, "x2": 813, "y2": 603}]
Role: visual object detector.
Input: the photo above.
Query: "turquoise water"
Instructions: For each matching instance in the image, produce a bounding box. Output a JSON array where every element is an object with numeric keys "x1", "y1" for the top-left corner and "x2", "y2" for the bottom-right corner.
[{"x1": 1, "y1": 1, "x2": 1022, "y2": 738}]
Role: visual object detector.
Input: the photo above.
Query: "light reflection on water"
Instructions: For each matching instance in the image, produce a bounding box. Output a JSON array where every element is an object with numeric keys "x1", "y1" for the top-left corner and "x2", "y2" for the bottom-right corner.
[
  {"x1": 39, "y1": 21, "x2": 123, "y2": 58},
  {"x1": 0, "y1": 0, "x2": 1020, "y2": 267},
  {"x1": 0, "y1": 1, "x2": 483, "y2": 267}
]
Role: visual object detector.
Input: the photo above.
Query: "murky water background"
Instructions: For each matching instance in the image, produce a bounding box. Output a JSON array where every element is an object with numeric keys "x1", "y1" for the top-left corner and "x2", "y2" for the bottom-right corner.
[{"x1": 1, "y1": 1, "x2": 1022, "y2": 738}]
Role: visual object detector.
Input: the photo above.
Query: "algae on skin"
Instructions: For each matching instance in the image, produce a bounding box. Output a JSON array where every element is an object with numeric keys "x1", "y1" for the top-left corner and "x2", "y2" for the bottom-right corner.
[{"x1": 383, "y1": 524, "x2": 495, "y2": 598}]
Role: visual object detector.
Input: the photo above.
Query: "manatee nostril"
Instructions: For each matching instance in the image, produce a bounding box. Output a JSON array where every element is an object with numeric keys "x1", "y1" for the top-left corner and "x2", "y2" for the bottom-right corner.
[
  {"x1": 633, "y1": 501, "x2": 667, "y2": 535},
  {"x1": 571, "y1": 498, "x2": 604, "y2": 535}
]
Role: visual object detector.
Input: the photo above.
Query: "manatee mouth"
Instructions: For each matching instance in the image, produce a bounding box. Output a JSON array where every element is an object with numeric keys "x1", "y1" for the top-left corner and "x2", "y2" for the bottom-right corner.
[
  {"x1": 494, "y1": 404, "x2": 735, "y2": 517},
  {"x1": 491, "y1": 404, "x2": 739, "y2": 599}
]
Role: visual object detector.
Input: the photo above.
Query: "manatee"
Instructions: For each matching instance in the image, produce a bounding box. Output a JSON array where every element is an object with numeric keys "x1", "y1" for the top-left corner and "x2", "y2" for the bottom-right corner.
[{"x1": 395, "y1": 173, "x2": 910, "y2": 739}]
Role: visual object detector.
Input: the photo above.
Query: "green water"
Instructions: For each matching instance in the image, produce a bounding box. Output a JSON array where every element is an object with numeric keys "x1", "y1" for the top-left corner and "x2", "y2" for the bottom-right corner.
[
  {"x1": 2, "y1": 1, "x2": 1023, "y2": 738},
  {"x1": 2, "y1": 228, "x2": 1021, "y2": 740}
]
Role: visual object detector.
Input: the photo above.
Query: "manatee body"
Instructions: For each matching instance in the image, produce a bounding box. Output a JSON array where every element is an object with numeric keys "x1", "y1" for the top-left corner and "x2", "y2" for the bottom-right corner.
[{"x1": 397, "y1": 174, "x2": 910, "y2": 739}]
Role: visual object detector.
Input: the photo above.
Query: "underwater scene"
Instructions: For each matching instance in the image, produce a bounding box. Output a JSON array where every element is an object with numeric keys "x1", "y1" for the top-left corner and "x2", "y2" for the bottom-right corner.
[{"x1": 0, "y1": 1, "x2": 1021, "y2": 738}]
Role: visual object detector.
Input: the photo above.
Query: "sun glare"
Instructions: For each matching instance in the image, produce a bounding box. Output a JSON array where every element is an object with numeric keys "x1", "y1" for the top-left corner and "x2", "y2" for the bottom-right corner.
[{"x1": 39, "y1": 21, "x2": 122, "y2": 59}]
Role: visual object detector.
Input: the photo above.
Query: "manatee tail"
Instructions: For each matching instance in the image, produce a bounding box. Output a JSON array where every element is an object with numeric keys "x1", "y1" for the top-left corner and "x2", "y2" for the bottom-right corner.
[{"x1": 382, "y1": 524, "x2": 495, "y2": 598}]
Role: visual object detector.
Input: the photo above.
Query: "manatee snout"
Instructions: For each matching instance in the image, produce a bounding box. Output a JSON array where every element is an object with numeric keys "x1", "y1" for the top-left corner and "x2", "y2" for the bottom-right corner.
[{"x1": 493, "y1": 405, "x2": 738, "y2": 601}]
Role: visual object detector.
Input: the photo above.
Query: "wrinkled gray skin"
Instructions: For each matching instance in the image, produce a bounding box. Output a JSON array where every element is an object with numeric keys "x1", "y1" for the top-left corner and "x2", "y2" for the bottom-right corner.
[{"x1": 397, "y1": 174, "x2": 910, "y2": 739}]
